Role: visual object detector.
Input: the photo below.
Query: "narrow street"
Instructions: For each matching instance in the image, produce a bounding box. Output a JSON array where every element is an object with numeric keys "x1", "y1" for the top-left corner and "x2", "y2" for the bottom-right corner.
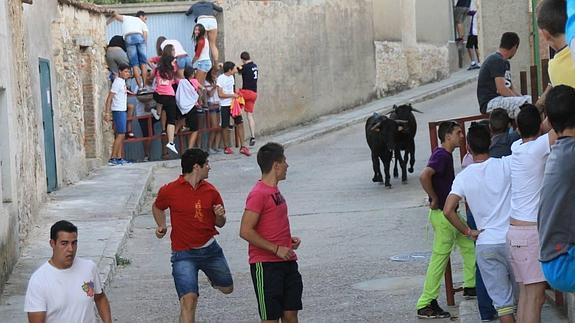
[{"x1": 106, "y1": 84, "x2": 478, "y2": 322}]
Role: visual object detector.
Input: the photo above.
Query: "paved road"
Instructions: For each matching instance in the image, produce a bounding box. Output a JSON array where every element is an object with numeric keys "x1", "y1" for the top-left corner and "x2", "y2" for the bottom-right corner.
[{"x1": 106, "y1": 83, "x2": 479, "y2": 322}]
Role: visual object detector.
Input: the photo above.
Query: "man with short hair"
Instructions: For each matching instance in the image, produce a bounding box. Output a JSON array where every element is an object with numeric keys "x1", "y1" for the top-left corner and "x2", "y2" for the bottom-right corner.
[
  {"x1": 538, "y1": 85, "x2": 575, "y2": 292},
  {"x1": 443, "y1": 124, "x2": 516, "y2": 323},
  {"x1": 240, "y1": 142, "x2": 303, "y2": 323},
  {"x1": 153, "y1": 148, "x2": 234, "y2": 323},
  {"x1": 416, "y1": 121, "x2": 476, "y2": 319},
  {"x1": 538, "y1": 0, "x2": 575, "y2": 88},
  {"x1": 237, "y1": 51, "x2": 259, "y2": 147},
  {"x1": 109, "y1": 10, "x2": 149, "y2": 89},
  {"x1": 477, "y1": 32, "x2": 532, "y2": 119},
  {"x1": 509, "y1": 104, "x2": 556, "y2": 323},
  {"x1": 217, "y1": 61, "x2": 250, "y2": 156},
  {"x1": 24, "y1": 220, "x2": 112, "y2": 323}
]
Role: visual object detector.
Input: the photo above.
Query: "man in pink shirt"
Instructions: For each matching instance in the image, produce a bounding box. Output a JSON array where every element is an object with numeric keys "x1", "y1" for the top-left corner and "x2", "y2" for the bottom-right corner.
[{"x1": 240, "y1": 142, "x2": 303, "y2": 323}]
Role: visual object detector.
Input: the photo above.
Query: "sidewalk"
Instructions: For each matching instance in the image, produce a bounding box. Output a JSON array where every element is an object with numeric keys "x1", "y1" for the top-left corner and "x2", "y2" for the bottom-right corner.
[{"x1": 0, "y1": 69, "x2": 478, "y2": 321}]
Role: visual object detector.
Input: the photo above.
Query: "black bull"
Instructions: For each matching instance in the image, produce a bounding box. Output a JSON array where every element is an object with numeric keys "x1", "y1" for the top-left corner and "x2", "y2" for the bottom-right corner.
[{"x1": 365, "y1": 104, "x2": 421, "y2": 187}]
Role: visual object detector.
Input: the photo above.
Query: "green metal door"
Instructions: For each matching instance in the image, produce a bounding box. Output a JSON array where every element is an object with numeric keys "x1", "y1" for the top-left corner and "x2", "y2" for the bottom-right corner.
[{"x1": 39, "y1": 59, "x2": 57, "y2": 192}]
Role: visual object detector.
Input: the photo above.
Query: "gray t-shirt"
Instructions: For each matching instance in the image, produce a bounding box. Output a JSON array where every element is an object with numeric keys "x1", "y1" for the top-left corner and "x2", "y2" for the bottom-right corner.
[
  {"x1": 477, "y1": 52, "x2": 512, "y2": 113},
  {"x1": 538, "y1": 137, "x2": 575, "y2": 262},
  {"x1": 490, "y1": 130, "x2": 520, "y2": 158}
]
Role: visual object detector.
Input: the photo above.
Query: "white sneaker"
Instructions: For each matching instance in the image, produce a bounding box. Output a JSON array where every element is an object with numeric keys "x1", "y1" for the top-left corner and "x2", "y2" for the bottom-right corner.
[
  {"x1": 166, "y1": 142, "x2": 178, "y2": 155},
  {"x1": 151, "y1": 108, "x2": 160, "y2": 121}
]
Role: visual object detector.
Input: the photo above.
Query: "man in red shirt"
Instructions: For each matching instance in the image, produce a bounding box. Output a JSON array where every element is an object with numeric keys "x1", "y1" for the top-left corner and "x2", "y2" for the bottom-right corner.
[
  {"x1": 240, "y1": 142, "x2": 303, "y2": 323},
  {"x1": 153, "y1": 148, "x2": 233, "y2": 323}
]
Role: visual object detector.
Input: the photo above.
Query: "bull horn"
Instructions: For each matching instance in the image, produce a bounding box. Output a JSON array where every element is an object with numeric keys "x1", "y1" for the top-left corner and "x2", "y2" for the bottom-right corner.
[
  {"x1": 411, "y1": 107, "x2": 423, "y2": 113},
  {"x1": 370, "y1": 121, "x2": 382, "y2": 131}
]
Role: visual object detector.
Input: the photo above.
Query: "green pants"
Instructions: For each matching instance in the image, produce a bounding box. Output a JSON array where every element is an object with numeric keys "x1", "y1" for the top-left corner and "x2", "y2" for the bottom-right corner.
[{"x1": 416, "y1": 209, "x2": 476, "y2": 309}]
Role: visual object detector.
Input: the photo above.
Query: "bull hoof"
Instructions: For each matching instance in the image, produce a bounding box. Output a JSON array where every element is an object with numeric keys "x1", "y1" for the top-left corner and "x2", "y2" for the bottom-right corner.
[
  {"x1": 402, "y1": 177, "x2": 408, "y2": 183},
  {"x1": 402, "y1": 180, "x2": 408, "y2": 184},
  {"x1": 393, "y1": 172, "x2": 399, "y2": 178},
  {"x1": 385, "y1": 185, "x2": 392, "y2": 189},
  {"x1": 372, "y1": 176, "x2": 383, "y2": 183},
  {"x1": 408, "y1": 167, "x2": 414, "y2": 173}
]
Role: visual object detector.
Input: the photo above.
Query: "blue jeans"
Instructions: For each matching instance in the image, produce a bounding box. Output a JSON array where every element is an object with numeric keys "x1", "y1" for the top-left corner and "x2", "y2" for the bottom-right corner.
[
  {"x1": 171, "y1": 240, "x2": 233, "y2": 298},
  {"x1": 112, "y1": 111, "x2": 127, "y2": 135},
  {"x1": 125, "y1": 33, "x2": 147, "y2": 67},
  {"x1": 541, "y1": 246, "x2": 575, "y2": 292},
  {"x1": 467, "y1": 209, "x2": 498, "y2": 320}
]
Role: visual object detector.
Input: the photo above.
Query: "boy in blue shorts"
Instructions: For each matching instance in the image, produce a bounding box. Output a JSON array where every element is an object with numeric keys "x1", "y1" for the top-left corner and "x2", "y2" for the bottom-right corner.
[{"x1": 104, "y1": 64, "x2": 131, "y2": 165}]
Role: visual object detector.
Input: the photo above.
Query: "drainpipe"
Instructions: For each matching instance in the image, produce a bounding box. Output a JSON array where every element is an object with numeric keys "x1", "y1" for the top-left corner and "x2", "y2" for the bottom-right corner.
[{"x1": 531, "y1": 0, "x2": 542, "y2": 95}]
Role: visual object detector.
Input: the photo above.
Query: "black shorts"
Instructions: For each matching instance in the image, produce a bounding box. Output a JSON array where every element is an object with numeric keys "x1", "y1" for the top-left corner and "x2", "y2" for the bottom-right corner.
[
  {"x1": 153, "y1": 93, "x2": 181, "y2": 125},
  {"x1": 220, "y1": 105, "x2": 243, "y2": 129},
  {"x1": 184, "y1": 109, "x2": 200, "y2": 132},
  {"x1": 466, "y1": 35, "x2": 478, "y2": 49},
  {"x1": 250, "y1": 261, "x2": 303, "y2": 321}
]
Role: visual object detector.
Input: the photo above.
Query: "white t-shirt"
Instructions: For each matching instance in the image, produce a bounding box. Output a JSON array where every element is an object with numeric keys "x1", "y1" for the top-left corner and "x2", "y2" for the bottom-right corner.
[
  {"x1": 110, "y1": 77, "x2": 127, "y2": 112},
  {"x1": 510, "y1": 133, "x2": 550, "y2": 222},
  {"x1": 205, "y1": 80, "x2": 220, "y2": 104},
  {"x1": 121, "y1": 16, "x2": 148, "y2": 36},
  {"x1": 161, "y1": 39, "x2": 187, "y2": 57},
  {"x1": 24, "y1": 258, "x2": 103, "y2": 323},
  {"x1": 450, "y1": 157, "x2": 512, "y2": 245},
  {"x1": 217, "y1": 74, "x2": 234, "y2": 106}
]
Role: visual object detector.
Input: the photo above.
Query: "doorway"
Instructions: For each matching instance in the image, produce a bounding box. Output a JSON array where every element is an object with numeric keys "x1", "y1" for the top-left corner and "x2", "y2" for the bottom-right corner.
[{"x1": 39, "y1": 59, "x2": 57, "y2": 192}]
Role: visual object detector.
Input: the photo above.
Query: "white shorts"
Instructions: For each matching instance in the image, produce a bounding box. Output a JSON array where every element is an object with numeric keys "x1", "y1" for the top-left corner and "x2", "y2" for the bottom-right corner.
[
  {"x1": 197, "y1": 16, "x2": 217, "y2": 31},
  {"x1": 486, "y1": 95, "x2": 532, "y2": 119}
]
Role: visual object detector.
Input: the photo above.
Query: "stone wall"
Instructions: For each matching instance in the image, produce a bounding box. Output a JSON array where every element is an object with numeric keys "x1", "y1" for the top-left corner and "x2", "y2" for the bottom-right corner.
[
  {"x1": 51, "y1": 3, "x2": 112, "y2": 181},
  {"x1": 0, "y1": 0, "x2": 111, "y2": 293},
  {"x1": 222, "y1": 0, "x2": 377, "y2": 135},
  {"x1": 373, "y1": 0, "x2": 453, "y2": 45},
  {"x1": 477, "y1": 0, "x2": 531, "y2": 88},
  {"x1": 0, "y1": 0, "x2": 46, "y2": 292},
  {"x1": 375, "y1": 41, "x2": 449, "y2": 97}
]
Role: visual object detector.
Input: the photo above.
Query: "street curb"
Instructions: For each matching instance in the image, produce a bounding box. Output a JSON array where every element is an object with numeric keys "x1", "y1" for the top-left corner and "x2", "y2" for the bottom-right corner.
[
  {"x1": 279, "y1": 74, "x2": 477, "y2": 148},
  {"x1": 100, "y1": 162, "x2": 159, "y2": 289}
]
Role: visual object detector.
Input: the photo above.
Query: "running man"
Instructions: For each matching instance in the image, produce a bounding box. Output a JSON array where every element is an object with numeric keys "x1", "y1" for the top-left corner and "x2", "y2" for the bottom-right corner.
[
  {"x1": 153, "y1": 148, "x2": 234, "y2": 323},
  {"x1": 240, "y1": 142, "x2": 303, "y2": 323}
]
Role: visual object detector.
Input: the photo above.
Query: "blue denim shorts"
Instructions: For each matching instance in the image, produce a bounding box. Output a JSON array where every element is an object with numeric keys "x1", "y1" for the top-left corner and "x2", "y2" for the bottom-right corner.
[
  {"x1": 192, "y1": 59, "x2": 212, "y2": 73},
  {"x1": 176, "y1": 55, "x2": 193, "y2": 70},
  {"x1": 171, "y1": 240, "x2": 233, "y2": 298},
  {"x1": 541, "y1": 246, "x2": 575, "y2": 292},
  {"x1": 112, "y1": 111, "x2": 127, "y2": 134},
  {"x1": 125, "y1": 33, "x2": 147, "y2": 67}
]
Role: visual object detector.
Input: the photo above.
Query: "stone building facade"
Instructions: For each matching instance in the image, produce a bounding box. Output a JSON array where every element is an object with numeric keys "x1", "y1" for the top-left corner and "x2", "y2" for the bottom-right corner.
[{"x1": 0, "y1": 0, "x2": 111, "y2": 291}]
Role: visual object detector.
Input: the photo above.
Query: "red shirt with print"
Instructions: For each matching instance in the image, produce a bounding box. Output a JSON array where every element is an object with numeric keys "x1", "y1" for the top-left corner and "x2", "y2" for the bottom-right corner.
[
  {"x1": 154, "y1": 176, "x2": 223, "y2": 251},
  {"x1": 245, "y1": 180, "x2": 296, "y2": 264}
]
